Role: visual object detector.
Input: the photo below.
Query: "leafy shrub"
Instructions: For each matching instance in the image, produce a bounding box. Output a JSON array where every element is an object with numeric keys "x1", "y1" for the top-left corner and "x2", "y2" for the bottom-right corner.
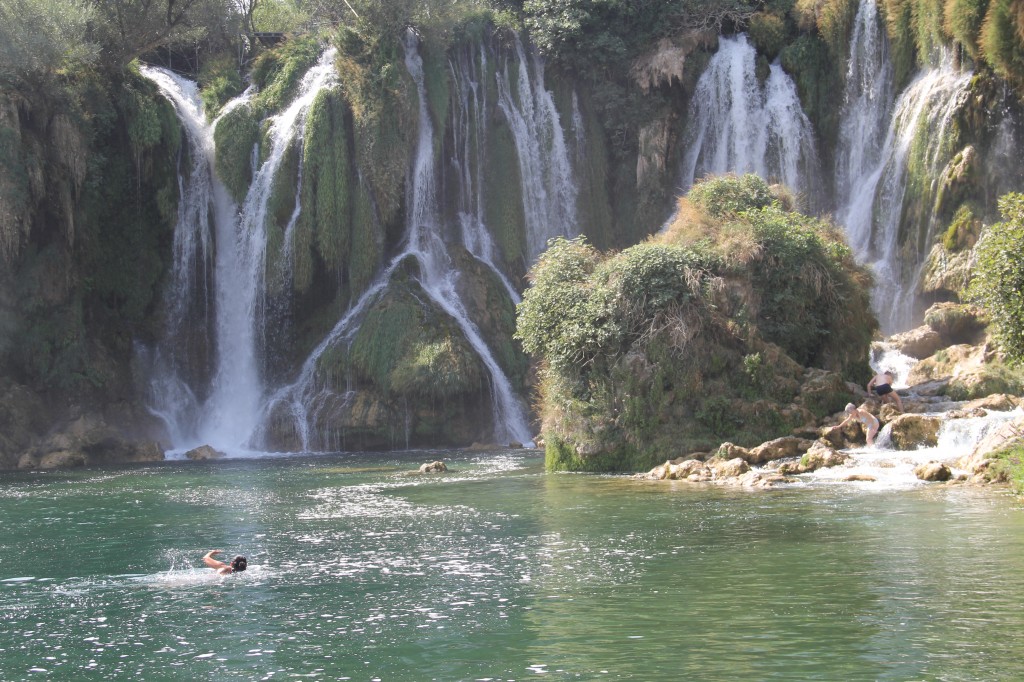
[
  {"x1": 687, "y1": 173, "x2": 775, "y2": 217},
  {"x1": 200, "y1": 55, "x2": 244, "y2": 118},
  {"x1": 969, "y1": 193, "x2": 1024, "y2": 363}
]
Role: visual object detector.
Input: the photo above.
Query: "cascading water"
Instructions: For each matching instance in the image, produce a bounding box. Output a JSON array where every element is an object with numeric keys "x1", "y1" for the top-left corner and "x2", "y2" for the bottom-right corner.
[
  {"x1": 260, "y1": 33, "x2": 533, "y2": 450},
  {"x1": 495, "y1": 34, "x2": 579, "y2": 262},
  {"x1": 834, "y1": 0, "x2": 894, "y2": 211},
  {"x1": 143, "y1": 49, "x2": 337, "y2": 453},
  {"x1": 449, "y1": 43, "x2": 519, "y2": 302},
  {"x1": 835, "y1": 51, "x2": 971, "y2": 334},
  {"x1": 680, "y1": 34, "x2": 819, "y2": 198},
  {"x1": 140, "y1": 66, "x2": 246, "y2": 448}
]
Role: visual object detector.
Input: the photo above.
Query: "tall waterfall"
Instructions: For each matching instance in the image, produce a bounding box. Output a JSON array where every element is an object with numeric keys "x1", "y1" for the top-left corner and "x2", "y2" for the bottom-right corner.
[
  {"x1": 143, "y1": 49, "x2": 337, "y2": 452},
  {"x1": 260, "y1": 33, "x2": 533, "y2": 450},
  {"x1": 681, "y1": 34, "x2": 819, "y2": 198},
  {"x1": 495, "y1": 34, "x2": 579, "y2": 262},
  {"x1": 449, "y1": 43, "x2": 519, "y2": 302},
  {"x1": 835, "y1": 32, "x2": 971, "y2": 334}
]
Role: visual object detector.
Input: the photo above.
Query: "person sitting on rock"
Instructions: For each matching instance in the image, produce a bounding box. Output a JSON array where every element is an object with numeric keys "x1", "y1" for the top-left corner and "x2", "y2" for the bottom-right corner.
[
  {"x1": 203, "y1": 549, "x2": 247, "y2": 575},
  {"x1": 867, "y1": 370, "x2": 904, "y2": 412},
  {"x1": 840, "y1": 403, "x2": 880, "y2": 447}
]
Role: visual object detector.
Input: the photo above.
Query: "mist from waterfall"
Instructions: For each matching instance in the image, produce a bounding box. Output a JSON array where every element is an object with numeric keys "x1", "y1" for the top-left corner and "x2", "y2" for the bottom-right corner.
[
  {"x1": 681, "y1": 34, "x2": 819, "y2": 198},
  {"x1": 143, "y1": 49, "x2": 337, "y2": 453},
  {"x1": 259, "y1": 33, "x2": 533, "y2": 450},
  {"x1": 495, "y1": 34, "x2": 579, "y2": 262}
]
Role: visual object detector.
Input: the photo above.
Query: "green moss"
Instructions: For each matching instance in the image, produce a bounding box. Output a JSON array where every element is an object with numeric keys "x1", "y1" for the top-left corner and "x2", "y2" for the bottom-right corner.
[
  {"x1": 348, "y1": 178, "x2": 383, "y2": 301},
  {"x1": 199, "y1": 54, "x2": 244, "y2": 118},
  {"x1": 779, "y1": 34, "x2": 844, "y2": 157},
  {"x1": 749, "y1": 11, "x2": 789, "y2": 61},
  {"x1": 251, "y1": 36, "x2": 324, "y2": 114},
  {"x1": 879, "y1": 0, "x2": 919, "y2": 87},
  {"x1": 421, "y1": 41, "x2": 450, "y2": 153},
  {"x1": 986, "y1": 443, "x2": 1024, "y2": 493},
  {"x1": 214, "y1": 104, "x2": 260, "y2": 203},
  {"x1": 944, "y1": 0, "x2": 988, "y2": 59},
  {"x1": 942, "y1": 203, "x2": 981, "y2": 252},
  {"x1": 483, "y1": 111, "x2": 527, "y2": 271}
]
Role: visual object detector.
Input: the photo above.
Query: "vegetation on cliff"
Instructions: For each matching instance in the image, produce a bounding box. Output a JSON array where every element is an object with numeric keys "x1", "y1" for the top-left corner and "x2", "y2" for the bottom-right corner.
[{"x1": 516, "y1": 175, "x2": 875, "y2": 472}]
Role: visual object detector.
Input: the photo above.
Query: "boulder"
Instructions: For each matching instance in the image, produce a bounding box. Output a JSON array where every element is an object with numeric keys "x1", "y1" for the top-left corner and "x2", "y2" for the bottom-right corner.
[
  {"x1": 887, "y1": 414, "x2": 943, "y2": 450},
  {"x1": 844, "y1": 473, "x2": 877, "y2": 482},
  {"x1": 747, "y1": 436, "x2": 811, "y2": 464},
  {"x1": 418, "y1": 461, "x2": 447, "y2": 474},
  {"x1": 735, "y1": 470, "x2": 789, "y2": 488},
  {"x1": 914, "y1": 461, "x2": 952, "y2": 482},
  {"x1": 671, "y1": 459, "x2": 709, "y2": 479},
  {"x1": 800, "y1": 442, "x2": 850, "y2": 472},
  {"x1": 715, "y1": 442, "x2": 751, "y2": 461},
  {"x1": 888, "y1": 326, "x2": 943, "y2": 360},
  {"x1": 962, "y1": 394, "x2": 1022, "y2": 412},
  {"x1": 186, "y1": 445, "x2": 225, "y2": 461},
  {"x1": 707, "y1": 457, "x2": 750, "y2": 479},
  {"x1": 39, "y1": 450, "x2": 87, "y2": 469},
  {"x1": 907, "y1": 344, "x2": 983, "y2": 385},
  {"x1": 924, "y1": 302, "x2": 987, "y2": 346}
]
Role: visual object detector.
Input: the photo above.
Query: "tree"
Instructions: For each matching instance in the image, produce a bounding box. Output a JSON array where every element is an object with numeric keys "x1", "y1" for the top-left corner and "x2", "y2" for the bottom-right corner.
[
  {"x1": 87, "y1": 0, "x2": 237, "y2": 66},
  {"x1": 970, "y1": 193, "x2": 1024, "y2": 364},
  {"x1": 0, "y1": 0, "x2": 99, "y2": 84}
]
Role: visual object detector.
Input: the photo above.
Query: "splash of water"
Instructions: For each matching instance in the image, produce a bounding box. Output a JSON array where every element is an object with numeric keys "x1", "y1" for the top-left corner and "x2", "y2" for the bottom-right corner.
[
  {"x1": 681, "y1": 34, "x2": 819, "y2": 198},
  {"x1": 495, "y1": 33, "x2": 579, "y2": 262}
]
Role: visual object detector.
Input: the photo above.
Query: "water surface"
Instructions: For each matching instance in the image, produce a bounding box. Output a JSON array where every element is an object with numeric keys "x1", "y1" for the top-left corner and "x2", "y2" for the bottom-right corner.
[{"x1": 1, "y1": 451, "x2": 1022, "y2": 680}]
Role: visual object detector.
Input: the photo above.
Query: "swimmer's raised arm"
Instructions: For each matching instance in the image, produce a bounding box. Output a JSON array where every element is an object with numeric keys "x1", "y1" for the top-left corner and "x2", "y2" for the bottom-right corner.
[{"x1": 203, "y1": 550, "x2": 228, "y2": 570}]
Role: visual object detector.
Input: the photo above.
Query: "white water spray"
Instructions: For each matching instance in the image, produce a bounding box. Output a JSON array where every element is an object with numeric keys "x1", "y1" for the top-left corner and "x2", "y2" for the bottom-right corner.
[
  {"x1": 495, "y1": 34, "x2": 579, "y2": 262},
  {"x1": 681, "y1": 34, "x2": 819, "y2": 197}
]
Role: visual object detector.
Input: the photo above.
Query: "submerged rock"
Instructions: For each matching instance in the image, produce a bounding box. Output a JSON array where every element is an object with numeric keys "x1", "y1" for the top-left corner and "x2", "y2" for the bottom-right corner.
[
  {"x1": 914, "y1": 461, "x2": 952, "y2": 482},
  {"x1": 418, "y1": 461, "x2": 447, "y2": 474},
  {"x1": 186, "y1": 445, "x2": 225, "y2": 460}
]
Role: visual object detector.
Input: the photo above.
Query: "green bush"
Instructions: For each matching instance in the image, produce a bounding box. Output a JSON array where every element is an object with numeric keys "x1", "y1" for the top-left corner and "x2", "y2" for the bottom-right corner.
[
  {"x1": 969, "y1": 193, "x2": 1024, "y2": 363},
  {"x1": 200, "y1": 55, "x2": 245, "y2": 118},
  {"x1": 687, "y1": 173, "x2": 775, "y2": 217}
]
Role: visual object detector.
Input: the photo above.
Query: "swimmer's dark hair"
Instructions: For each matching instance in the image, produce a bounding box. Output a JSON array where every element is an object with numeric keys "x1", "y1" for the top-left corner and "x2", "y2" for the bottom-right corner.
[{"x1": 231, "y1": 556, "x2": 247, "y2": 572}]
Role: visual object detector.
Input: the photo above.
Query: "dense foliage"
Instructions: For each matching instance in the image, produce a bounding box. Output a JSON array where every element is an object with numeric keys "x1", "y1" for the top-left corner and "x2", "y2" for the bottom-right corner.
[
  {"x1": 970, "y1": 193, "x2": 1024, "y2": 364},
  {"x1": 517, "y1": 175, "x2": 875, "y2": 472}
]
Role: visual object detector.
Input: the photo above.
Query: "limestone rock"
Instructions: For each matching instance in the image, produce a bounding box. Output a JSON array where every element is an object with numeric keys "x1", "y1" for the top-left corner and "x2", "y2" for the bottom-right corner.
[
  {"x1": 924, "y1": 302, "x2": 987, "y2": 346},
  {"x1": 797, "y1": 369, "x2": 851, "y2": 416},
  {"x1": 887, "y1": 326, "x2": 943, "y2": 360},
  {"x1": 962, "y1": 394, "x2": 1022, "y2": 412},
  {"x1": 914, "y1": 461, "x2": 952, "y2": 482},
  {"x1": 708, "y1": 457, "x2": 750, "y2": 479},
  {"x1": 186, "y1": 445, "x2": 225, "y2": 460},
  {"x1": 747, "y1": 436, "x2": 811, "y2": 464},
  {"x1": 800, "y1": 442, "x2": 850, "y2": 472},
  {"x1": 715, "y1": 442, "x2": 751, "y2": 461},
  {"x1": 419, "y1": 461, "x2": 447, "y2": 474},
  {"x1": 39, "y1": 450, "x2": 87, "y2": 469},
  {"x1": 887, "y1": 414, "x2": 942, "y2": 450},
  {"x1": 844, "y1": 474, "x2": 877, "y2": 482}
]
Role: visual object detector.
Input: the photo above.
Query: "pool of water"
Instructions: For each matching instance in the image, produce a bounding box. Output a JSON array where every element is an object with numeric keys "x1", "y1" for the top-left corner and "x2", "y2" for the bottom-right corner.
[{"x1": 1, "y1": 450, "x2": 1022, "y2": 680}]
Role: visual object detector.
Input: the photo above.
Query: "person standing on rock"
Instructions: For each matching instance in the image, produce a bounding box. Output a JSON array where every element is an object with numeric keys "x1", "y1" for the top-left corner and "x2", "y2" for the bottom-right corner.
[
  {"x1": 840, "y1": 403, "x2": 880, "y2": 447},
  {"x1": 867, "y1": 370, "x2": 904, "y2": 412},
  {"x1": 203, "y1": 549, "x2": 247, "y2": 575}
]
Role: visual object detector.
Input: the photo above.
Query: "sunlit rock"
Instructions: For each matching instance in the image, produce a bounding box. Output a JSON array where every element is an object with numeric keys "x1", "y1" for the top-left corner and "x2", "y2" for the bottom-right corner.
[
  {"x1": 418, "y1": 461, "x2": 447, "y2": 474},
  {"x1": 887, "y1": 414, "x2": 942, "y2": 450},
  {"x1": 914, "y1": 461, "x2": 952, "y2": 482},
  {"x1": 186, "y1": 445, "x2": 225, "y2": 460}
]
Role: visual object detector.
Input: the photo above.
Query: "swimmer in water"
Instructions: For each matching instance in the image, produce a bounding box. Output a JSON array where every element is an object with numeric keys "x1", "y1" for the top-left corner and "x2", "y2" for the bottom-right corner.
[
  {"x1": 203, "y1": 549, "x2": 247, "y2": 575},
  {"x1": 840, "y1": 402, "x2": 880, "y2": 447}
]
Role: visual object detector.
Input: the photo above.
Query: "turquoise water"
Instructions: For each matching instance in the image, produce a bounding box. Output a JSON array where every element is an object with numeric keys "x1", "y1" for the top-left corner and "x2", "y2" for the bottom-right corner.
[{"x1": 1, "y1": 450, "x2": 1023, "y2": 680}]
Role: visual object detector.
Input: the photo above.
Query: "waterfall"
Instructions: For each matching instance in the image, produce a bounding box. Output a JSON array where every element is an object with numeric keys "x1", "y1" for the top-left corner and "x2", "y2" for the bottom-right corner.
[
  {"x1": 143, "y1": 50, "x2": 337, "y2": 453},
  {"x1": 260, "y1": 33, "x2": 533, "y2": 450},
  {"x1": 495, "y1": 34, "x2": 579, "y2": 262},
  {"x1": 449, "y1": 43, "x2": 520, "y2": 302},
  {"x1": 681, "y1": 34, "x2": 819, "y2": 198},
  {"x1": 835, "y1": 50, "x2": 971, "y2": 334},
  {"x1": 835, "y1": 0, "x2": 894, "y2": 210}
]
